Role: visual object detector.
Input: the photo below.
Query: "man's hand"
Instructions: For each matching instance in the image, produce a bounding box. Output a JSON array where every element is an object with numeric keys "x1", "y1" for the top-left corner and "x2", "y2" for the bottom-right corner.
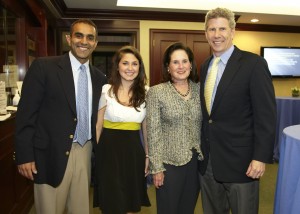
[
  {"x1": 17, "y1": 162, "x2": 37, "y2": 180},
  {"x1": 246, "y1": 160, "x2": 265, "y2": 179}
]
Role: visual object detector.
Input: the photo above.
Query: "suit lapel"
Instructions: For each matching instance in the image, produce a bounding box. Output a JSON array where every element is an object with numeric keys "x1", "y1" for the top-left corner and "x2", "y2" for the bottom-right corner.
[
  {"x1": 211, "y1": 47, "x2": 242, "y2": 115},
  {"x1": 89, "y1": 65, "x2": 99, "y2": 114},
  {"x1": 57, "y1": 54, "x2": 77, "y2": 115}
]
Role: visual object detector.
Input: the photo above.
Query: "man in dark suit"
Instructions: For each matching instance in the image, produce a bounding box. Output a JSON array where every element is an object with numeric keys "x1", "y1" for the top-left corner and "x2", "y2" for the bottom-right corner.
[
  {"x1": 15, "y1": 19, "x2": 106, "y2": 213},
  {"x1": 198, "y1": 8, "x2": 276, "y2": 214}
]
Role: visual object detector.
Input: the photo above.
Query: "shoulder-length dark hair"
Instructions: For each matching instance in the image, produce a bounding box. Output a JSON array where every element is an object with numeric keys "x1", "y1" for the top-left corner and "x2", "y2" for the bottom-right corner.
[
  {"x1": 109, "y1": 45, "x2": 147, "y2": 110},
  {"x1": 162, "y1": 42, "x2": 199, "y2": 83}
]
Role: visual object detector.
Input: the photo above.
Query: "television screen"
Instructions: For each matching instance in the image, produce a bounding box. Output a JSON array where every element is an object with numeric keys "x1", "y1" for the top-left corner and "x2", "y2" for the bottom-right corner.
[{"x1": 261, "y1": 47, "x2": 300, "y2": 77}]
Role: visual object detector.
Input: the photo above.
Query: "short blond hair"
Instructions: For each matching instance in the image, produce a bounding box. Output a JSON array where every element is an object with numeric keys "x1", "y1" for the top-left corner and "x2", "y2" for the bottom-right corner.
[{"x1": 205, "y1": 7, "x2": 236, "y2": 30}]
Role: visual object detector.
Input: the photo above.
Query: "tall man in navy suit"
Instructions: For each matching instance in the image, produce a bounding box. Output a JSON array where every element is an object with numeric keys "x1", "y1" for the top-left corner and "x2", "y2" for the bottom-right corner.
[
  {"x1": 199, "y1": 8, "x2": 276, "y2": 214},
  {"x1": 15, "y1": 19, "x2": 107, "y2": 213}
]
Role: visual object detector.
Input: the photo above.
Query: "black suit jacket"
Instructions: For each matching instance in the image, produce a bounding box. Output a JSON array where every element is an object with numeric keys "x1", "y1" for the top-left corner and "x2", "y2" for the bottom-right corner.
[
  {"x1": 15, "y1": 53, "x2": 107, "y2": 187},
  {"x1": 199, "y1": 46, "x2": 276, "y2": 183}
]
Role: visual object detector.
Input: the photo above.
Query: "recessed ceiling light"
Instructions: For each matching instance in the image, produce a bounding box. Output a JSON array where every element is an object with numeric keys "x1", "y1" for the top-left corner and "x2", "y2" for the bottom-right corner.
[{"x1": 251, "y1": 18, "x2": 259, "y2": 23}]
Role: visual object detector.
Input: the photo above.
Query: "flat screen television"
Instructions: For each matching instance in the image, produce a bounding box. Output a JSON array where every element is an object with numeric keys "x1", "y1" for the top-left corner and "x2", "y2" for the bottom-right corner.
[{"x1": 260, "y1": 47, "x2": 300, "y2": 78}]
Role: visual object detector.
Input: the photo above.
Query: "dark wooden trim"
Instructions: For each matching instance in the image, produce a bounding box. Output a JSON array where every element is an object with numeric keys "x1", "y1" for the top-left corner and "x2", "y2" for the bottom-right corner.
[
  {"x1": 56, "y1": 27, "x2": 140, "y2": 54},
  {"x1": 236, "y1": 23, "x2": 300, "y2": 33},
  {"x1": 15, "y1": 17, "x2": 27, "y2": 80},
  {"x1": 47, "y1": 0, "x2": 206, "y2": 22},
  {"x1": 46, "y1": 0, "x2": 241, "y2": 24},
  {"x1": 150, "y1": 29, "x2": 205, "y2": 35},
  {"x1": 45, "y1": 0, "x2": 300, "y2": 33},
  {"x1": 48, "y1": 0, "x2": 67, "y2": 17},
  {"x1": 55, "y1": 19, "x2": 139, "y2": 29},
  {"x1": 55, "y1": 19, "x2": 140, "y2": 54},
  {"x1": 1, "y1": 0, "x2": 42, "y2": 27},
  {"x1": 62, "y1": 8, "x2": 206, "y2": 22},
  {"x1": 0, "y1": 113, "x2": 34, "y2": 214}
]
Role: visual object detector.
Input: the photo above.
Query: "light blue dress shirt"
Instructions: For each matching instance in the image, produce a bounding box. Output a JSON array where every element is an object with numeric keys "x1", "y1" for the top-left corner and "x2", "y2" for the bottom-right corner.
[
  {"x1": 69, "y1": 51, "x2": 92, "y2": 141},
  {"x1": 205, "y1": 45, "x2": 235, "y2": 111}
]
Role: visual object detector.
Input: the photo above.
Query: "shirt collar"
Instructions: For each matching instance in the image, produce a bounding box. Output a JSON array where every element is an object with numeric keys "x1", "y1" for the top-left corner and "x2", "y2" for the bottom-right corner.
[
  {"x1": 214, "y1": 45, "x2": 234, "y2": 65},
  {"x1": 68, "y1": 51, "x2": 89, "y2": 71}
]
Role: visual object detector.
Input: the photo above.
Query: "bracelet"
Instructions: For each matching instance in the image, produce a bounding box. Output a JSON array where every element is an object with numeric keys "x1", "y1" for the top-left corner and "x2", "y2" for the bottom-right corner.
[{"x1": 145, "y1": 154, "x2": 149, "y2": 158}]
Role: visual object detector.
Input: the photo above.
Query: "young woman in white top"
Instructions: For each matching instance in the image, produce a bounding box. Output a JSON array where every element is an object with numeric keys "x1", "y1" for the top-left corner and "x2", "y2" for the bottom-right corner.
[{"x1": 93, "y1": 46, "x2": 150, "y2": 214}]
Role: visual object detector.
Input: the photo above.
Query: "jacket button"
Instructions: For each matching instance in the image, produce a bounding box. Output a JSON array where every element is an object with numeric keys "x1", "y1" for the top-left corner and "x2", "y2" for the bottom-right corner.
[
  {"x1": 209, "y1": 119, "x2": 213, "y2": 123},
  {"x1": 69, "y1": 135, "x2": 73, "y2": 139},
  {"x1": 66, "y1": 151, "x2": 70, "y2": 156},
  {"x1": 74, "y1": 118, "x2": 77, "y2": 122}
]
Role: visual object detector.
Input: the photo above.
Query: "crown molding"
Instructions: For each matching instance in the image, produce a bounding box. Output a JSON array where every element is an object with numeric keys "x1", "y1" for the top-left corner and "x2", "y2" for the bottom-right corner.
[
  {"x1": 236, "y1": 23, "x2": 300, "y2": 33},
  {"x1": 47, "y1": 0, "x2": 300, "y2": 33}
]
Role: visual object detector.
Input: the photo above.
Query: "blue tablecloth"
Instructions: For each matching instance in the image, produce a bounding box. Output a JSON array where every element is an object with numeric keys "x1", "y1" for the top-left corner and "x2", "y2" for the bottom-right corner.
[
  {"x1": 274, "y1": 97, "x2": 300, "y2": 160},
  {"x1": 274, "y1": 124, "x2": 300, "y2": 214}
]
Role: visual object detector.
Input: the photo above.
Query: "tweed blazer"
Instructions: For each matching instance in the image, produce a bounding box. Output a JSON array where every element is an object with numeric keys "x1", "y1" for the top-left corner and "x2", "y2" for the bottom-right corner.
[{"x1": 146, "y1": 81, "x2": 203, "y2": 174}]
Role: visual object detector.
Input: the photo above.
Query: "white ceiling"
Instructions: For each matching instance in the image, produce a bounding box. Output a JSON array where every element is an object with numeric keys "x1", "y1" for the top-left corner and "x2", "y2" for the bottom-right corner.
[{"x1": 52, "y1": 0, "x2": 300, "y2": 26}]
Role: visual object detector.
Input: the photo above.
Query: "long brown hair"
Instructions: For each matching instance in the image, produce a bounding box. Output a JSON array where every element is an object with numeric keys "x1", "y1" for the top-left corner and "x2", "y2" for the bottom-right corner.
[{"x1": 109, "y1": 46, "x2": 147, "y2": 111}]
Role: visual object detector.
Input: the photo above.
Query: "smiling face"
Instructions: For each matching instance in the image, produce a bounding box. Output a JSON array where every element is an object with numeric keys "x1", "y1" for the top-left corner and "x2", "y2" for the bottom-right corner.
[
  {"x1": 118, "y1": 53, "x2": 140, "y2": 83},
  {"x1": 66, "y1": 22, "x2": 98, "y2": 64},
  {"x1": 168, "y1": 49, "x2": 191, "y2": 83},
  {"x1": 205, "y1": 17, "x2": 235, "y2": 57}
]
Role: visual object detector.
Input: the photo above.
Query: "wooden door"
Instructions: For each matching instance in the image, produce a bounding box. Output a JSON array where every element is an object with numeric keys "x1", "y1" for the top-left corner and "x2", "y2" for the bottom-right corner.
[
  {"x1": 186, "y1": 34, "x2": 211, "y2": 74},
  {"x1": 150, "y1": 29, "x2": 211, "y2": 86}
]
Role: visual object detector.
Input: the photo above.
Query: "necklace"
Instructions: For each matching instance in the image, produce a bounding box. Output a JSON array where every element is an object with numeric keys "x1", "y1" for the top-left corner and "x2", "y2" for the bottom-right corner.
[{"x1": 171, "y1": 82, "x2": 190, "y2": 97}]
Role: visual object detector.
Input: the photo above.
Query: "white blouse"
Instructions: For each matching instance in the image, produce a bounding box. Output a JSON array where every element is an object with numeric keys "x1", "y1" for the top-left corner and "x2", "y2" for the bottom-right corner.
[{"x1": 99, "y1": 84, "x2": 147, "y2": 123}]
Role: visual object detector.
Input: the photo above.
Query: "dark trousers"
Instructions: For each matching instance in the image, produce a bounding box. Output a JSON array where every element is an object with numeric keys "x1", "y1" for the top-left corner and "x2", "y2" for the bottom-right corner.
[
  {"x1": 156, "y1": 151, "x2": 200, "y2": 214},
  {"x1": 200, "y1": 158, "x2": 259, "y2": 214}
]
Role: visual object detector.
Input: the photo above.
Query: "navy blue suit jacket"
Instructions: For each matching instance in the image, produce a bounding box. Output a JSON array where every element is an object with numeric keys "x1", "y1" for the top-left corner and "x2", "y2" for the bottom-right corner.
[
  {"x1": 15, "y1": 53, "x2": 107, "y2": 187},
  {"x1": 199, "y1": 46, "x2": 276, "y2": 183}
]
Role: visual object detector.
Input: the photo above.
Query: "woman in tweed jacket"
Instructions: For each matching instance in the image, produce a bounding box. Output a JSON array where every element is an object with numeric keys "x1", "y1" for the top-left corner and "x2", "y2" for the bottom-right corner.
[{"x1": 146, "y1": 42, "x2": 204, "y2": 214}]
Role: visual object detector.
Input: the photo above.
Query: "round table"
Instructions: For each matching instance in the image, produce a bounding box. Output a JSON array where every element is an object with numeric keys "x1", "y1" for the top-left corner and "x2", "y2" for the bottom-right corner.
[
  {"x1": 274, "y1": 97, "x2": 300, "y2": 161},
  {"x1": 274, "y1": 124, "x2": 300, "y2": 214}
]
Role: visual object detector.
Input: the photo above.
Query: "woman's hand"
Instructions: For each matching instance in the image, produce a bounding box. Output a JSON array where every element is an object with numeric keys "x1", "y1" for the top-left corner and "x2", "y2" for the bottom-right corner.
[{"x1": 153, "y1": 171, "x2": 165, "y2": 188}]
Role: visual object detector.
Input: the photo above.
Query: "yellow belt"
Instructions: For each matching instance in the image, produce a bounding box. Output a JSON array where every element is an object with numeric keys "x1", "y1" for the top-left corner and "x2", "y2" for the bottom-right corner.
[{"x1": 103, "y1": 120, "x2": 141, "y2": 130}]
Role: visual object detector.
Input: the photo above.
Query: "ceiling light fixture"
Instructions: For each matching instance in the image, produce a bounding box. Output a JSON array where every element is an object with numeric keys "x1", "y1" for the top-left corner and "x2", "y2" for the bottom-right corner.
[{"x1": 251, "y1": 18, "x2": 259, "y2": 23}]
